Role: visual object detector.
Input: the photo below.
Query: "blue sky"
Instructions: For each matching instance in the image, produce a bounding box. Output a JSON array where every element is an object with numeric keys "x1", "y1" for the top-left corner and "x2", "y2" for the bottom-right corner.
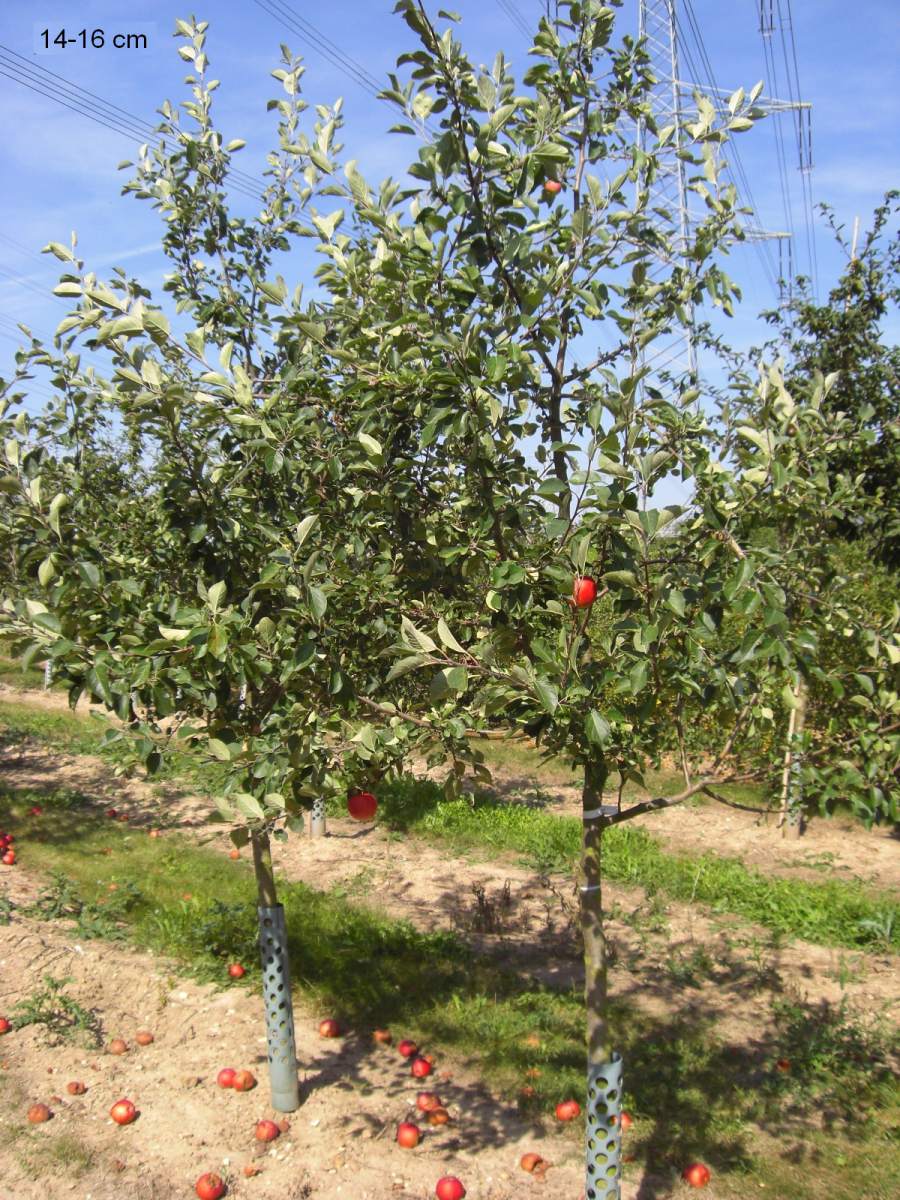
[{"x1": 0, "y1": 0, "x2": 896, "y2": 418}]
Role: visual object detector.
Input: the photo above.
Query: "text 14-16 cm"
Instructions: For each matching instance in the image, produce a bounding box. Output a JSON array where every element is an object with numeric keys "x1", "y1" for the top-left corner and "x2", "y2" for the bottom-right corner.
[{"x1": 40, "y1": 30, "x2": 148, "y2": 50}]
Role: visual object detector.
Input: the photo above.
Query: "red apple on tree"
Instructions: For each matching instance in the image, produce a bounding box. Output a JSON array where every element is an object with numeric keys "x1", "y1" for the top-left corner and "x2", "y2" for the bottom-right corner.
[
  {"x1": 543, "y1": 179, "x2": 563, "y2": 195},
  {"x1": 572, "y1": 576, "x2": 598, "y2": 607},
  {"x1": 347, "y1": 790, "x2": 378, "y2": 820},
  {"x1": 396, "y1": 1121, "x2": 421, "y2": 1148},
  {"x1": 195, "y1": 1172, "x2": 227, "y2": 1200},
  {"x1": 682, "y1": 1163, "x2": 711, "y2": 1188},
  {"x1": 435, "y1": 1177, "x2": 466, "y2": 1200}
]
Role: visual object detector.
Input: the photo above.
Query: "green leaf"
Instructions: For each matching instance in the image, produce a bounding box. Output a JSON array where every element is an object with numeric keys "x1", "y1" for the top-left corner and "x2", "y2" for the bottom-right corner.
[
  {"x1": 586, "y1": 710, "x2": 611, "y2": 746},
  {"x1": 308, "y1": 587, "x2": 327, "y2": 620},
  {"x1": 38, "y1": 555, "x2": 56, "y2": 587},
  {"x1": 386, "y1": 654, "x2": 431, "y2": 681},
  {"x1": 234, "y1": 793, "x2": 265, "y2": 822},
  {"x1": 535, "y1": 679, "x2": 558, "y2": 714},
  {"x1": 437, "y1": 617, "x2": 466, "y2": 654},
  {"x1": 207, "y1": 580, "x2": 227, "y2": 613},
  {"x1": 159, "y1": 626, "x2": 192, "y2": 642},
  {"x1": 295, "y1": 514, "x2": 318, "y2": 548},
  {"x1": 208, "y1": 738, "x2": 232, "y2": 762},
  {"x1": 401, "y1": 617, "x2": 437, "y2": 653},
  {"x1": 357, "y1": 432, "x2": 383, "y2": 460}
]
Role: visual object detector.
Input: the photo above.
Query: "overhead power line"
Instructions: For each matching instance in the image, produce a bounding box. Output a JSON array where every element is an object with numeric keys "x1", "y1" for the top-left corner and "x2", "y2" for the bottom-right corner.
[
  {"x1": 495, "y1": 0, "x2": 533, "y2": 40},
  {"x1": 0, "y1": 44, "x2": 264, "y2": 203},
  {"x1": 251, "y1": 0, "x2": 386, "y2": 98}
]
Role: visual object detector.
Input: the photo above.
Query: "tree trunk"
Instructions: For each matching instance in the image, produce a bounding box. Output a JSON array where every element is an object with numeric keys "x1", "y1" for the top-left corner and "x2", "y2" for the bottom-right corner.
[
  {"x1": 779, "y1": 676, "x2": 808, "y2": 839},
  {"x1": 581, "y1": 760, "x2": 623, "y2": 1200},
  {"x1": 250, "y1": 830, "x2": 300, "y2": 1111}
]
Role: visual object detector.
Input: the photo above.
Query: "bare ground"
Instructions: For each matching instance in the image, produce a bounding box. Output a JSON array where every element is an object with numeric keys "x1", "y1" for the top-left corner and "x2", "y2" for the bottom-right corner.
[{"x1": 1, "y1": 685, "x2": 899, "y2": 1199}]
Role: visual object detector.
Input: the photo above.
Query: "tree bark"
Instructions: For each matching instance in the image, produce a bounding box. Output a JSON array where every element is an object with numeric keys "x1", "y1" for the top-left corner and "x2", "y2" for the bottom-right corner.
[
  {"x1": 582, "y1": 759, "x2": 611, "y2": 1062},
  {"x1": 251, "y1": 829, "x2": 279, "y2": 906}
]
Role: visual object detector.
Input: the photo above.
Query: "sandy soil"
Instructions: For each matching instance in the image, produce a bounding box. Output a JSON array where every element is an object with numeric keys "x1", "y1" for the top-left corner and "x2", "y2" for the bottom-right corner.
[{"x1": 1, "y1": 683, "x2": 898, "y2": 1200}]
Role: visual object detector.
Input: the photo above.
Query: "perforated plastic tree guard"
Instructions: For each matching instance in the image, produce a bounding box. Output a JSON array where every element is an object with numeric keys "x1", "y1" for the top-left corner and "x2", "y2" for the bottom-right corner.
[
  {"x1": 310, "y1": 796, "x2": 326, "y2": 837},
  {"x1": 257, "y1": 904, "x2": 299, "y2": 1111},
  {"x1": 585, "y1": 1053, "x2": 623, "y2": 1200}
]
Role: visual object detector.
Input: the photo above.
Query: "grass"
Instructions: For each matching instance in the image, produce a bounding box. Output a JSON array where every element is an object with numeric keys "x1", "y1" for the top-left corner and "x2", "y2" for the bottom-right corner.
[
  {"x1": 376, "y1": 778, "x2": 900, "y2": 951},
  {"x1": 3, "y1": 695, "x2": 899, "y2": 952},
  {"x1": 1, "y1": 780, "x2": 898, "y2": 1200},
  {"x1": 0, "y1": 653, "x2": 53, "y2": 690}
]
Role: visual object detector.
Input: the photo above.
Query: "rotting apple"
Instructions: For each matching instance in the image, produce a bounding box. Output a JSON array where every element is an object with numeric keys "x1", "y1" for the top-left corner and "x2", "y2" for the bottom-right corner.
[
  {"x1": 109, "y1": 1099, "x2": 137, "y2": 1125},
  {"x1": 66, "y1": 1081, "x2": 87, "y2": 1095},
  {"x1": 254, "y1": 1118, "x2": 280, "y2": 1142},
  {"x1": 372, "y1": 1028, "x2": 392, "y2": 1044},
  {"x1": 520, "y1": 1152, "x2": 544, "y2": 1173},
  {"x1": 416, "y1": 1091, "x2": 441, "y2": 1113},
  {"x1": 428, "y1": 1107, "x2": 450, "y2": 1126},
  {"x1": 555, "y1": 1098, "x2": 581, "y2": 1122},
  {"x1": 27, "y1": 1103, "x2": 52, "y2": 1123},
  {"x1": 195, "y1": 1172, "x2": 227, "y2": 1200},
  {"x1": 435, "y1": 1177, "x2": 466, "y2": 1200},
  {"x1": 396, "y1": 1121, "x2": 421, "y2": 1149},
  {"x1": 134, "y1": 1030, "x2": 154, "y2": 1046},
  {"x1": 108, "y1": 1039, "x2": 128, "y2": 1056},
  {"x1": 682, "y1": 1163, "x2": 711, "y2": 1188}
]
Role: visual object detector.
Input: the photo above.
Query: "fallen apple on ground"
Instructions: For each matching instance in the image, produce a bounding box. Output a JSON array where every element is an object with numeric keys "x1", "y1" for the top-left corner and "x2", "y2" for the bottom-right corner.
[
  {"x1": 416, "y1": 1091, "x2": 442, "y2": 1113},
  {"x1": 372, "y1": 1028, "x2": 392, "y2": 1044},
  {"x1": 255, "y1": 1119, "x2": 280, "y2": 1142},
  {"x1": 396, "y1": 1121, "x2": 421, "y2": 1148},
  {"x1": 107, "y1": 1038, "x2": 128, "y2": 1056},
  {"x1": 0, "y1": 1017, "x2": 11, "y2": 1035},
  {"x1": 134, "y1": 1030, "x2": 154, "y2": 1046},
  {"x1": 232, "y1": 1070, "x2": 256, "y2": 1092},
  {"x1": 555, "y1": 1098, "x2": 581, "y2": 1121},
  {"x1": 217, "y1": 1068, "x2": 238, "y2": 1089},
  {"x1": 227, "y1": 963, "x2": 245, "y2": 979},
  {"x1": 318, "y1": 1018, "x2": 341, "y2": 1038},
  {"x1": 435, "y1": 1177, "x2": 466, "y2": 1200},
  {"x1": 411, "y1": 1056, "x2": 433, "y2": 1078},
  {"x1": 27, "y1": 1103, "x2": 52, "y2": 1123},
  {"x1": 682, "y1": 1162, "x2": 712, "y2": 1188},
  {"x1": 195, "y1": 1172, "x2": 227, "y2": 1200},
  {"x1": 66, "y1": 1081, "x2": 87, "y2": 1095},
  {"x1": 397, "y1": 1039, "x2": 418, "y2": 1059},
  {"x1": 109, "y1": 1099, "x2": 137, "y2": 1125}
]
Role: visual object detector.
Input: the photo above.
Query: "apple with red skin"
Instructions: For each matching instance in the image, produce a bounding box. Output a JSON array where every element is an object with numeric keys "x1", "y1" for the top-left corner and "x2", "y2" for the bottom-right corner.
[
  {"x1": 195, "y1": 1173, "x2": 227, "y2": 1200},
  {"x1": 543, "y1": 179, "x2": 563, "y2": 195},
  {"x1": 135, "y1": 1030, "x2": 154, "y2": 1046},
  {"x1": 232, "y1": 1070, "x2": 256, "y2": 1092},
  {"x1": 435, "y1": 1178, "x2": 466, "y2": 1200},
  {"x1": 614, "y1": 1111, "x2": 633, "y2": 1131},
  {"x1": 66, "y1": 1081, "x2": 87, "y2": 1095},
  {"x1": 217, "y1": 1068, "x2": 238, "y2": 1089},
  {"x1": 0, "y1": 1017, "x2": 11, "y2": 1035},
  {"x1": 572, "y1": 575, "x2": 598, "y2": 607},
  {"x1": 29, "y1": 806, "x2": 43, "y2": 816},
  {"x1": 106, "y1": 808, "x2": 118, "y2": 818},
  {"x1": 347, "y1": 790, "x2": 378, "y2": 820},
  {"x1": 318, "y1": 1018, "x2": 341, "y2": 1038},
  {"x1": 428, "y1": 1107, "x2": 450, "y2": 1126},
  {"x1": 2, "y1": 851, "x2": 16, "y2": 866},
  {"x1": 227, "y1": 963, "x2": 245, "y2": 979},
  {"x1": 255, "y1": 1119, "x2": 280, "y2": 1142},
  {"x1": 682, "y1": 1163, "x2": 711, "y2": 1188},
  {"x1": 397, "y1": 1039, "x2": 418, "y2": 1059},
  {"x1": 416, "y1": 1091, "x2": 442, "y2": 1113},
  {"x1": 520, "y1": 1152, "x2": 544, "y2": 1173},
  {"x1": 229, "y1": 848, "x2": 240, "y2": 860},
  {"x1": 411, "y1": 1056, "x2": 433, "y2": 1078},
  {"x1": 555, "y1": 1098, "x2": 581, "y2": 1122},
  {"x1": 396, "y1": 1121, "x2": 421, "y2": 1148},
  {"x1": 109, "y1": 1099, "x2": 137, "y2": 1125},
  {"x1": 27, "y1": 1103, "x2": 52, "y2": 1123},
  {"x1": 373, "y1": 1028, "x2": 392, "y2": 1044},
  {"x1": 108, "y1": 1038, "x2": 128, "y2": 1056}
]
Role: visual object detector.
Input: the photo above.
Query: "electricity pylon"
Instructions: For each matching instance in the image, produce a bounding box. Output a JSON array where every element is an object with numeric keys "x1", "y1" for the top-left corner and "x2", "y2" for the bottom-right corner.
[{"x1": 636, "y1": 0, "x2": 808, "y2": 380}]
